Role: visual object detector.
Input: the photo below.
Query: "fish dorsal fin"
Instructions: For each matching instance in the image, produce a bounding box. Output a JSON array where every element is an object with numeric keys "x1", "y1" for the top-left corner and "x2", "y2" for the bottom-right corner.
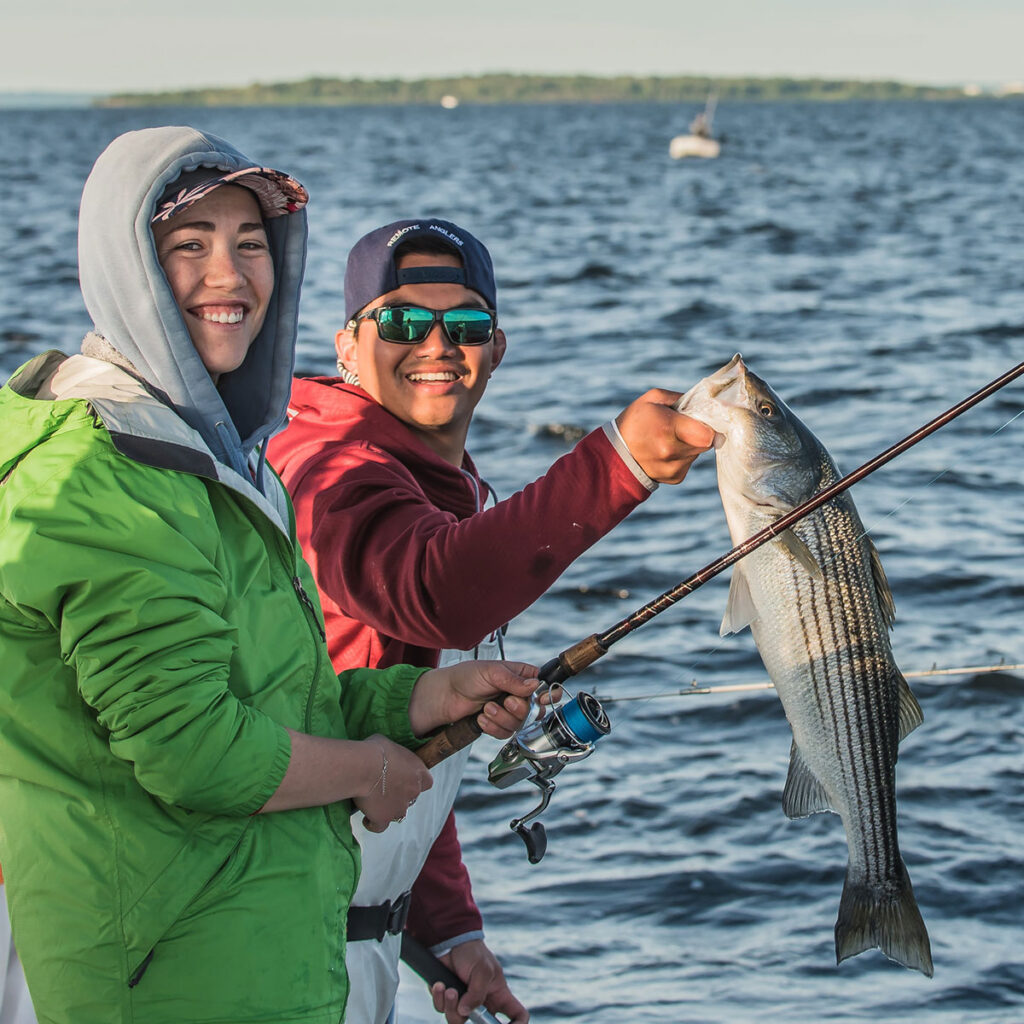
[
  {"x1": 720, "y1": 563, "x2": 758, "y2": 636},
  {"x1": 782, "y1": 740, "x2": 836, "y2": 819},
  {"x1": 778, "y1": 528, "x2": 823, "y2": 577},
  {"x1": 896, "y1": 670, "x2": 924, "y2": 742},
  {"x1": 868, "y1": 538, "x2": 896, "y2": 629}
]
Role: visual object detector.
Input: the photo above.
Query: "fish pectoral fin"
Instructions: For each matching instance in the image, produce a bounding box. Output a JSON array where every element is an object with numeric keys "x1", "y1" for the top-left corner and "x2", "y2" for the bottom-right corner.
[
  {"x1": 778, "y1": 528, "x2": 823, "y2": 577},
  {"x1": 782, "y1": 741, "x2": 835, "y2": 818},
  {"x1": 897, "y1": 671, "x2": 924, "y2": 742},
  {"x1": 720, "y1": 564, "x2": 758, "y2": 636}
]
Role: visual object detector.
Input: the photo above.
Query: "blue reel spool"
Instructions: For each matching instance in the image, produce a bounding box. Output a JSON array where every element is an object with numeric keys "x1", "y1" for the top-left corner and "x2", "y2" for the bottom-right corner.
[{"x1": 556, "y1": 691, "x2": 610, "y2": 747}]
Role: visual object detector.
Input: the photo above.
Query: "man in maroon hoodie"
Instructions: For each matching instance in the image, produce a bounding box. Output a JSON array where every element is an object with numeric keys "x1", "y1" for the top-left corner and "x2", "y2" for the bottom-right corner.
[{"x1": 267, "y1": 219, "x2": 714, "y2": 1024}]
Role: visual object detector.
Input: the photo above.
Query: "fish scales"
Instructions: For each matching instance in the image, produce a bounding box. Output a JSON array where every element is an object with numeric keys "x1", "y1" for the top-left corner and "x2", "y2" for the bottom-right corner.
[
  {"x1": 676, "y1": 354, "x2": 932, "y2": 976},
  {"x1": 779, "y1": 504, "x2": 900, "y2": 876},
  {"x1": 746, "y1": 498, "x2": 901, "y2": 872}
]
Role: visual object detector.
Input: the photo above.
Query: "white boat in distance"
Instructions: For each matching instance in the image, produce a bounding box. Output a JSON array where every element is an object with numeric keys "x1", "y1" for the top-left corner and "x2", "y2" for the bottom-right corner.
[
  {"x1": 669, "y1": 93, "x2": 721, "y2": 159},
  {"x1": 669, "y1": 134, "x2": 721, "y2": 159}
]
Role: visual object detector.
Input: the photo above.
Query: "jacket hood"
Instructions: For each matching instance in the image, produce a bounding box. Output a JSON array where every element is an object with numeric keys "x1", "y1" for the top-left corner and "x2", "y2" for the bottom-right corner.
[
  {"x1": 271, "y1": 377, "x2": 482, "y2": 519},
  {"x1": 77, "y1": 125, "x2": 307, "y2": 481}
]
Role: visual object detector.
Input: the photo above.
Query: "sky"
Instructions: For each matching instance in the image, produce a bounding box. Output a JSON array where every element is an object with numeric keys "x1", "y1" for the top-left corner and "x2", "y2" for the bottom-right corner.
[{"x1": 2, "y1": 0, "x2": 1022, "y2": 95}]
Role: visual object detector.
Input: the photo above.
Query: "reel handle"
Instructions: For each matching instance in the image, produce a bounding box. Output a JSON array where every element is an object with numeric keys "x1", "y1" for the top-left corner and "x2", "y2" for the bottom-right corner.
[
  {"x1": 416, "y1": 715, "x2": 482, "y2": 769},
  {"x1": 514, "y1": 821, "x2": 548, "y2": 863}
]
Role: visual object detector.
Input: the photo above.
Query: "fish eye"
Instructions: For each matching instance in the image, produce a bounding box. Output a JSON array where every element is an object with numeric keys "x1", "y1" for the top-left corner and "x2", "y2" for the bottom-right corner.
[{"x1": 757, "y1": 401, "x2": 776, "y2": 417}]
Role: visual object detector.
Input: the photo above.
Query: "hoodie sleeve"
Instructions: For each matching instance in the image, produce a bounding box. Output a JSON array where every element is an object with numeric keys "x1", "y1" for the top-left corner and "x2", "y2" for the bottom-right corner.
[
  {"x1": 282, "y1": 426, "x2": 651, "y2": 651},
  {"x1": 3, "y1": 441, "x2": 293, "y2": 816}
]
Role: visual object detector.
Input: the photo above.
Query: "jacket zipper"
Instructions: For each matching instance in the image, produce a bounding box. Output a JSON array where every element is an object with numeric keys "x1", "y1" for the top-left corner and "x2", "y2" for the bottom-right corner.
[
  {"x1": 128, "y1": 949, "x2": 154, "y2": 987},
  {"x1": 292, "y1": 575, "x2": 326, "y2": 641}
]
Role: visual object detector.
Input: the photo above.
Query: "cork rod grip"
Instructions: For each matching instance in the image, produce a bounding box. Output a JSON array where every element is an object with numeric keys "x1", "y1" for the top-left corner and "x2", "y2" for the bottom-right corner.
[{"x1": 415, "y1": 715, "x2": 484, "y2": 768}]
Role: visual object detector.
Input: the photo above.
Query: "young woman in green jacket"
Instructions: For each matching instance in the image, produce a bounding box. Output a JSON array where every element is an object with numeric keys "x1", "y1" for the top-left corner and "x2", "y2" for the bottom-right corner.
[{"x1": 0, "y1": 126, "x2": 538, "y2": 1024}]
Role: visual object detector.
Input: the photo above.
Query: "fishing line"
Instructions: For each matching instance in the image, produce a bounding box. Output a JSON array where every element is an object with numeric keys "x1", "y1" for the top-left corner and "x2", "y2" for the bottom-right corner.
[
  {"x1": 855, "y1": 403, "x2": 1024, "y2": 540},
  {"x1": 594, "y1": 662, "x2": 1024, "y2": 705},
  {"x1": 525, "y1": 358, "x2": 1024, "y2": 700},
  {"x1": 605, "y1": 389, "x2": 1024, "y2": 721}
]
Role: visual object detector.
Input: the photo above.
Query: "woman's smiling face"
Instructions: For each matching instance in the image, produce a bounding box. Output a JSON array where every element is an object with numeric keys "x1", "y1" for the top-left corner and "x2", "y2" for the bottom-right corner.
[{"x1": 152, "y1": 184, "x2": 274, "y2": 382}]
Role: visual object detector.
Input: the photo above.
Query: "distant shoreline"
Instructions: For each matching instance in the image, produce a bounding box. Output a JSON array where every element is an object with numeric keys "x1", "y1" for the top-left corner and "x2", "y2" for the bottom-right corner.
[
  {"x1": 0, "y1": 92, "x2": 93, "y2": 109},
  {"x1": 88, "y1": 73, "x2": 1006, "y2": 109}
]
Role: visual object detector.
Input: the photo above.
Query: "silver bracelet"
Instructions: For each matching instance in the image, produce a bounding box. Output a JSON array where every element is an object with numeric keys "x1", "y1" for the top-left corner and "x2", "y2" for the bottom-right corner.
[{"x1": 370, "y1": 745, "x2": 388, "y2": 796}]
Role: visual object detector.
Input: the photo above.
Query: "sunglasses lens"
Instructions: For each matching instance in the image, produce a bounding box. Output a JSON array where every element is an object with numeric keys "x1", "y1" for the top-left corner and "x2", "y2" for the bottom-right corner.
[
  {"x1": 372, "y1": 306, "x2": 495, "y2": 345},
  {"x1": 377, "y1": 307, "x2": 435, "y2": 343},
  {"x1": 442, "y1": 309, "x2": 495, "y2": 345}
]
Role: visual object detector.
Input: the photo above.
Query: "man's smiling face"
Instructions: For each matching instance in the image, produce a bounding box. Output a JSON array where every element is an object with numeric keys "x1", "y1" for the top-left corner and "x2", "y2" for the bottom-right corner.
[{"x1": 336, "y1": 251, "x2": 506, "y2": 466}]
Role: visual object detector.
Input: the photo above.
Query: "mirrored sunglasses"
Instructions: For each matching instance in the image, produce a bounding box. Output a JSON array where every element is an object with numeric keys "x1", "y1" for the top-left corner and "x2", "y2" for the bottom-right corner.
[{"x1": 349, "y1": 305, "x2": 497, "y2": 346}]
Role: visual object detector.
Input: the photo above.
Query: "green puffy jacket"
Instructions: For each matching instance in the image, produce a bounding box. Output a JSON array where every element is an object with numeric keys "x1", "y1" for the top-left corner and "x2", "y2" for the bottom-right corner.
[{"x1": 0, "y1": 352, "x2": 425, "y2": 1023}]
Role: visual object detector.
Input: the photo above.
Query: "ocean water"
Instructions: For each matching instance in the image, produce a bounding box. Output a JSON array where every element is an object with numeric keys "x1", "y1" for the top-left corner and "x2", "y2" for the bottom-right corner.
[{"x1": 1, "y1": 100, "x2": 1022, "y2": 1022}]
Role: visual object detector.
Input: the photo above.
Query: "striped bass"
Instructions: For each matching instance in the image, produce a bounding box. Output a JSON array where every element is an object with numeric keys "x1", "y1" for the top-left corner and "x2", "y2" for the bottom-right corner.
[{"x1": 676, "y1": 354, "x2": 933, "y2": 976}]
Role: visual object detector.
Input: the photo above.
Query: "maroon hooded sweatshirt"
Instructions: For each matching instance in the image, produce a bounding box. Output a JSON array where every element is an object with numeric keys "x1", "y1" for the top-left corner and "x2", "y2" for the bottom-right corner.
[{"x1": 268, "y1": 377, "x2": 653, "y2": 945}]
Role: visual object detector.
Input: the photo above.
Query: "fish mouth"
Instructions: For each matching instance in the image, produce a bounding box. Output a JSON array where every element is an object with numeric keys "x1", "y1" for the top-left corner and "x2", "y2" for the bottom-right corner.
[
  {"x1": 708, "y1": 354, "x2": 747, "y2": 399},
  {"x1": 674, "y1": 353, "x2": 748, "y2": 437},
  {"x1": 709, "y1": 374, "x2": 739, "y2": 400}
]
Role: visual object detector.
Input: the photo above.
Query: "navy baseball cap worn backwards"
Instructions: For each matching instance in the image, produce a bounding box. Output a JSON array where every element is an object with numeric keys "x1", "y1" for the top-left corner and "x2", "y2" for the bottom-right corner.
[{"x1": 344, "y1": 218, "x2": 497, "y2": 323}]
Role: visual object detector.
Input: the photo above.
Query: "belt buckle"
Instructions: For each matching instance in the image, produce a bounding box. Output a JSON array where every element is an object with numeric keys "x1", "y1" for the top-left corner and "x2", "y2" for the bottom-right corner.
[{"x1": 376, "y1": 890, "x2": 411, "y2": 941}]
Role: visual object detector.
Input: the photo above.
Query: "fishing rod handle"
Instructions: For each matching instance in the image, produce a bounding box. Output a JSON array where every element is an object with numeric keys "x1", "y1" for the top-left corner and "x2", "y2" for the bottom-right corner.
[
  {"x1": 415, "y1": 634, "x2": 609, "y2": 768},
  {"x1": 415, "y1": 716, "x2": 483, "y2": 769},
  {"x1": 400, "y1": 934, "x2": 503, "y2": 1024},
  {"x1": 539, "y1": 633, "x2": 608, "y2": 687}
]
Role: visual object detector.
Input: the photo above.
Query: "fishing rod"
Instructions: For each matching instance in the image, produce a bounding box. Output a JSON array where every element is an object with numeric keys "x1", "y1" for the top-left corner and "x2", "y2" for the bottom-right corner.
[
  {"x1": 534, "y1": 357, "x2": 1024, "y2": 690},
  {"x1": 416, "y1": 358, "x2": 1024, "y2": 860},
  {"x1": 596, "y1": 662, "x2": 1024, "y2": 704}
]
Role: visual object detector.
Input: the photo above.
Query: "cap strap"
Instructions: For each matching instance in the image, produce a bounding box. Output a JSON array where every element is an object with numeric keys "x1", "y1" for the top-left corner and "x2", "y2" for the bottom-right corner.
[{"x1": 396, "y1": 266, "x2": 466, "y2": 287}]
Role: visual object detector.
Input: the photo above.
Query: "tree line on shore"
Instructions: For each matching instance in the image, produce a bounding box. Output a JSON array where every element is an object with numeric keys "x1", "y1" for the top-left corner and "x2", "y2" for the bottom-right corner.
[{"x1": 97, "y1": 73, "x2": 970, "y2": 107}]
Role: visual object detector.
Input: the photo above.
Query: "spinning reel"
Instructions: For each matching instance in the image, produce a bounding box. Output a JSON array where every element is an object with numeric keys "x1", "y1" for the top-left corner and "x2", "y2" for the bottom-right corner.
[{"x1": 487, "y1": 688, "x2": 610, "y2": 863}]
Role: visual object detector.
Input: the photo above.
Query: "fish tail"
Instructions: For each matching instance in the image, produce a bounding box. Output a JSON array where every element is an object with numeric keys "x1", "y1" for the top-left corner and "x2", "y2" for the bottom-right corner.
[{"x1": 835, "y1": 860, "x2": 933, "y2": 977}]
